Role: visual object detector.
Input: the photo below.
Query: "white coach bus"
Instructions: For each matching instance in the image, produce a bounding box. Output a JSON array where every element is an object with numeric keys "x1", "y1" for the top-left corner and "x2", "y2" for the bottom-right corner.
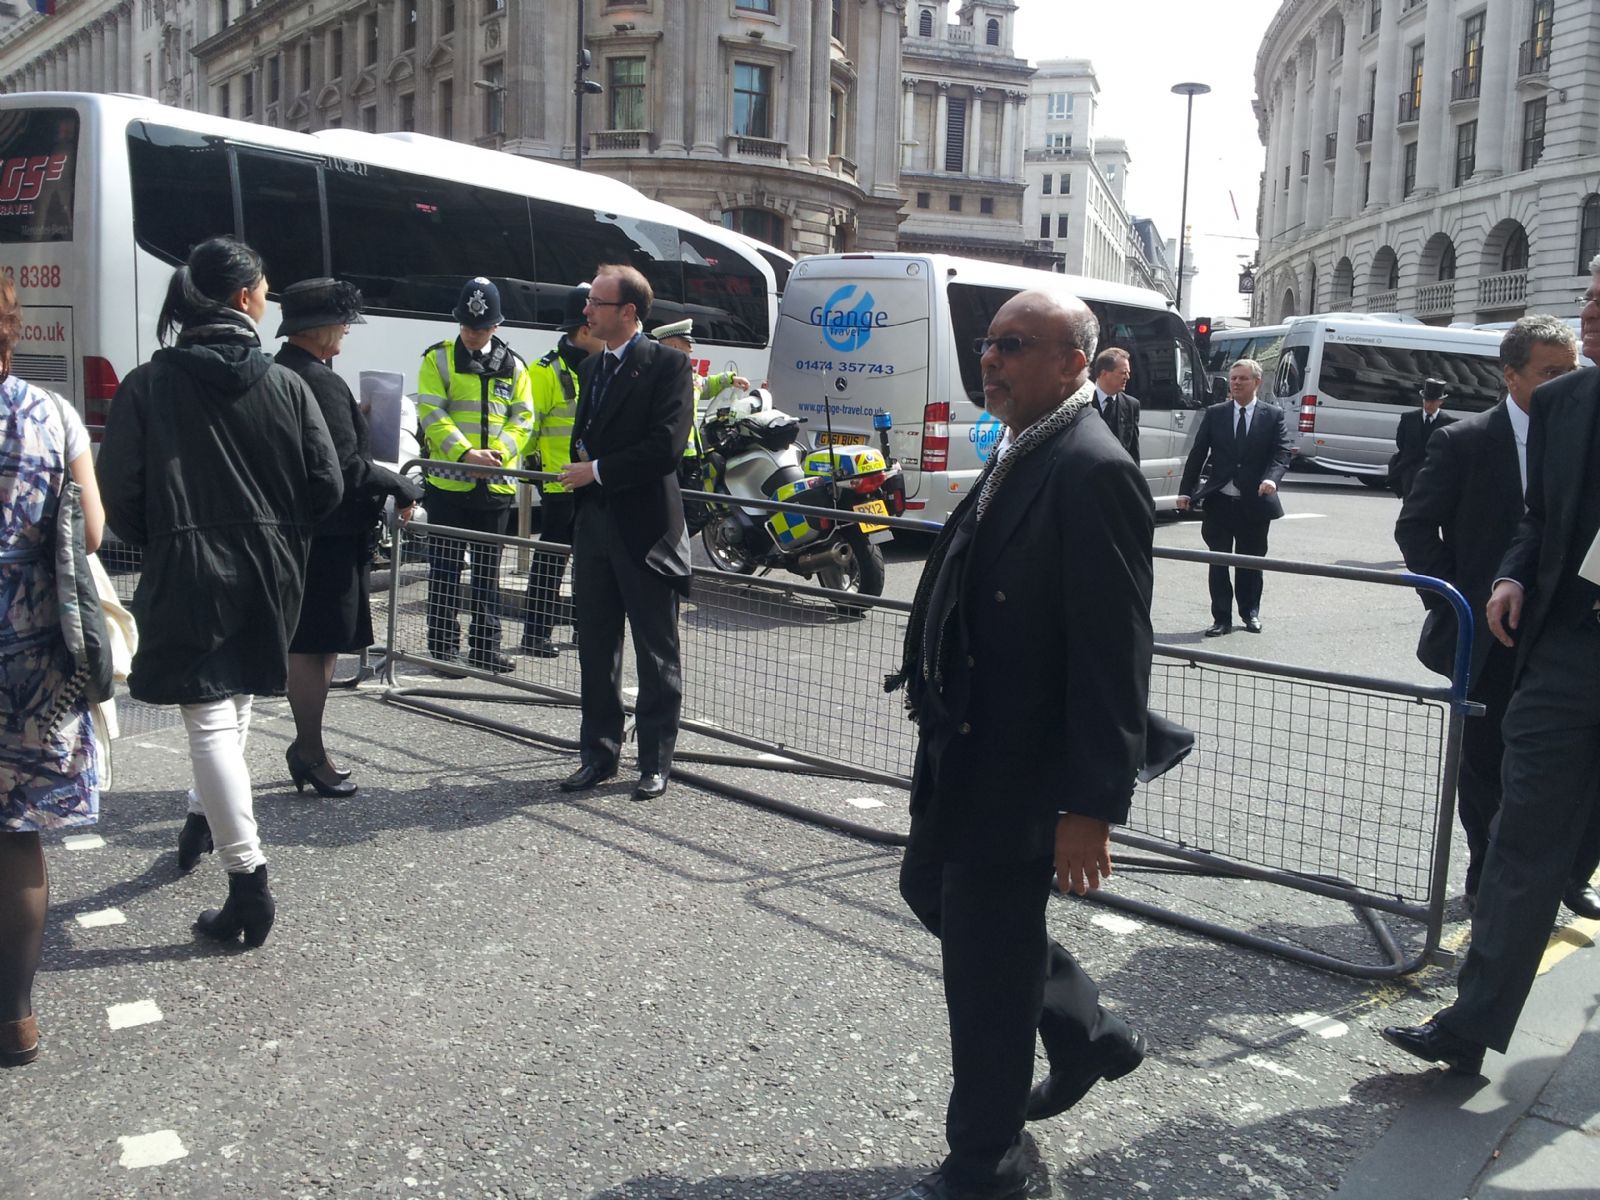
[
  {"x1": 767, "y1": 253, "x2": 1208, "y2": 523},
  {"x1": 0, "y1": 93, "x2": 778, "y2": 434}
]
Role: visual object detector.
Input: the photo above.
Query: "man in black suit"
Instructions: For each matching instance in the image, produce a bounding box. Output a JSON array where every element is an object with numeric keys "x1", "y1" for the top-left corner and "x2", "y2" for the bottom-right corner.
[
  {"x1": 556, "y1": 264, "x2": 694, "y2": 802},
  {"x1": 1176, "y1": 359, "x2": 1295, "y2": 636},
  {"x1": 884, "y1": 290, "x2": 1152, "y2": 1200},
  {"x1": 1090, "y1": 346, "x2": 1141, "y2": 463},
  {"x1": 1383, "y1": 267, "x2": 1600, "y2": 1076},
  {"x1": 1387, "y1": 377, "x2": 1454, "y2": 498},
  {"x1": 1395, "y1": 316, "x2": 1600, "y2": 915}
]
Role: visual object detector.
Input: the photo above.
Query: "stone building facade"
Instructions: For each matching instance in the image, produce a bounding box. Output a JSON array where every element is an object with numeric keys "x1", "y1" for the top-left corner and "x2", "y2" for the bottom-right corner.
[
  {"x1": 0, "y1": 0, "x2": 201, "y2": 108},
  {"x1": 1253, "y1": 0, "x2": 1600, "y2": 325}
]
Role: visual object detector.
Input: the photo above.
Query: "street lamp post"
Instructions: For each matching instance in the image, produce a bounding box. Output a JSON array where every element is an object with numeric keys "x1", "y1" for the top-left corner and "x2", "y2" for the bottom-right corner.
[
  {"x1": 574, "y1": 3, "x2": 604, "y2": 171},
  {"x1": 1170, "y1": 82, "x2": 1211, "y2": 316}
]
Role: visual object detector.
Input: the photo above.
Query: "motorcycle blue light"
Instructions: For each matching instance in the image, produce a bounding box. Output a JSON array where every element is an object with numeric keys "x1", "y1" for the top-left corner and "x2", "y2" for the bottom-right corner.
[{"x1": 872, "y1": 410, "x2": 893, "y2": 431}]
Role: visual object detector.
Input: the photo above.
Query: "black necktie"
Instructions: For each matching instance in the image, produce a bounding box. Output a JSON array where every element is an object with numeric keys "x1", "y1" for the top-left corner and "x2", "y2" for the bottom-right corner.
[
  {"x1": 590, "y1": 353, "x2": 619, "y2": 425},
  {"x1": 1236, "y1": 406, "x2": 1248, "y2": 446}
]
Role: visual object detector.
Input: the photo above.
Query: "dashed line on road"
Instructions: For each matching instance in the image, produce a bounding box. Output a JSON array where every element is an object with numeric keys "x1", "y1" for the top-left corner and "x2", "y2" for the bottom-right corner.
[
  {"x1": 75, "y1": 908, "x2": 127, "y2": 928},
  {"x1": 1277, "y1": 513, "x2": 1327, "y2": 520},
  {"x1": 106, "y1": 1000, "x2": 164, "y2": 1030},
  {"x1": 1539, "y1": 915, "x2": 1598, "y2": 977},
  {"x1": 1288, "y1": 1012, "x2": 1349, "y2": 1039},
  {"x1": 117, "y1": 1131, "x2": 188, "y2": 1169},
  {"x1": 845, "y1": 796, "x2": 886, "y2": 810},
  {"x1": 61, "y1": 834, "x2": 105, "y2": 851},
  {"x1": 1242, "y1": 1053, "x2": 1314, "y2": 1083},
  {"x1": 1091, "y1": 912, "x2": 1142, "y2": 936}
]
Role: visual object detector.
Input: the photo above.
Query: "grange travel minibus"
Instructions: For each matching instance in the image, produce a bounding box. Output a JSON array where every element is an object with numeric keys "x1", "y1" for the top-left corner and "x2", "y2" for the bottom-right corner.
[
  {"x1": 767, "y1": 253, "x2": 1207, "y2": 524},
  {"x1": 0, "y1": 93, "x2": 777, "y2": 433}
]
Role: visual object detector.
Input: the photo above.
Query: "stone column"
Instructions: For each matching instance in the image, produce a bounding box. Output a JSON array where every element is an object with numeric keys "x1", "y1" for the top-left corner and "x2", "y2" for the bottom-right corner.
[
  {"x1": 967, "y1": 87, "x2": 983, "y2": 175},
  {"x1": 119, "y1": 3, "x2": 135, "y2": 94},
  {"x1": 1306, "y1": 25, "x2": 1334, "y2": 230},
  {"x1": 1287, "y1": 45, "x2": 1312, "y2": 235},
  {"x1": 871, "y1": 2, "x2": 900, "y2": 198},
  {"x1": 1474, "y1": 0, "x2": 1512, "y2": 179},
  {"x1": 1000, "y1": 90, "x2": 1017, "y2": 180},
  {"x1": 691, "y1": 4, "x2": 720, "y2": 155},
  {"x1": 901, "y1": 78, "x2": 917, "y2": 170},
  {"x1": 1414, "y1": 0, "x2": 1452, "y2": 196},
  {"x1": 934, "y1": 82, "x2": 948, "y2": 172},
  {"x1": 810, "y1": 0, "x2": 831, "y2": 164},
  {"x1": 1332, "y1": 0, "x2": 1364, "y2": 219},
  {"x1": 1264, "y1": 84, "x2": 1286, "y2": 242},
  {"x1": 1367, "y1": 0, "x2": 1401, "y2": 210},
  {"x1": 785, "y1": 0, "x2": 813, "y2": 165},
  {"x1": 92, "y1": 21, "x2": 107, "y2": 95}
]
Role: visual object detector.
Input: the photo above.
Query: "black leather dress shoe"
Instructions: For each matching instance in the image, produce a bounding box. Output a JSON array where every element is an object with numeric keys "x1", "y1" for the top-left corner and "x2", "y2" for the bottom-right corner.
[
  {"x1": 882, "y1": 1171, "x2": 1026, "y2": 1200},
  {"x1": 1243, "y1": 613, "x2": 1263, "y2": 633},
  {"x1": 1203, "y1": 622, "x2": 1232, "y2": 637},
  {"x1": 518, "y1": 636, "x2": 561, "y2": 659},
  {"x1": 1380, "y1": 1019, "x2": 1485, "y2": 1075},
  {"x1": 633, "y1": 773, "x2": 669, "y2": 801},
  {"x1": 559, "y1": 762, "x2": 617, "y2": 792},
  {"x1": 1562, "y1": 881, "x2": 1600, "y2": 920},
  {"x1": 1025, "y1": 1032, "x2": 1146, "y2": 1121},
  {"x1": 467, "y1": 650, "x2": 516, "y2": 674}
]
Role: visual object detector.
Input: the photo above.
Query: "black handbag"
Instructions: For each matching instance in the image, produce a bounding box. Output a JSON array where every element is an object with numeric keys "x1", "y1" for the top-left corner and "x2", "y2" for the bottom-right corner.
[{"x1": 45, "y1": 392, "x2": 115, "y2": 712}]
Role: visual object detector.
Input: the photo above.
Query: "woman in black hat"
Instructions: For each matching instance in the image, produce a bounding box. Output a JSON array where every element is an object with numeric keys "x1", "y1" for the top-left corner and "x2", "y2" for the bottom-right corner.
[{"x1": 275, "y1": 278, "x2": 424, "y2": 796}]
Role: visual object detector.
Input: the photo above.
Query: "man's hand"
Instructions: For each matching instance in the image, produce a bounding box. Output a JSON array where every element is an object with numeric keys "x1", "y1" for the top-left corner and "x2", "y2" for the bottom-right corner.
[
  {"x1": 1175, "y1": 495, "x2": 1191, "y2": 511},
  {"x1": 733, "y1": 375, "x2": 751, "y2": 391},
  {"x1": 1258, "y1": 479, "x2": 1278, "y2": 497},
  {"x1": 1055, "y1": 814, "x2": 1113, "y2": 896},
  {"x1": 461, "y1": 448, "x2": 502, "y2": 468},
  {"x1": 398, "y1": 503, "x2": 417, "y2": 525},
  {"x1": 1486, "y1": 579, "x2": 1524, "y2": 648},
  {"x1": 559, "y1": 460, "x2": 598, "y2": 489}
]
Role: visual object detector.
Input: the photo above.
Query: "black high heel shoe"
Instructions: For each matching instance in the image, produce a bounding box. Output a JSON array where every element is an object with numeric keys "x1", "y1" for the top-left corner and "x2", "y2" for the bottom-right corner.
[
  {"x1": 194, "y1": 865, "x2": 276, "y2": 949},
  {"x1": 285, "y1": 745, "x2": 358, "y2": 798},
  {"x1": 177, "y1": 813, "x2": 214, "y2": 873}
]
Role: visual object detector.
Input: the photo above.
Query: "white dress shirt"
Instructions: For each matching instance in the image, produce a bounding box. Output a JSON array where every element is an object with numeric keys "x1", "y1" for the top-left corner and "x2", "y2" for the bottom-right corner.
[{"x1": 1505, "y1": 395, "x2": 1530, "y2": 495}]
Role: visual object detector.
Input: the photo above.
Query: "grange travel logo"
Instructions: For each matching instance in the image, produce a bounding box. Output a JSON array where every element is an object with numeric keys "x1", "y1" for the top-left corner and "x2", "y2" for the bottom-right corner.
[{"x1": 811, "y1": 285, "x2": 889, "y2": 353}]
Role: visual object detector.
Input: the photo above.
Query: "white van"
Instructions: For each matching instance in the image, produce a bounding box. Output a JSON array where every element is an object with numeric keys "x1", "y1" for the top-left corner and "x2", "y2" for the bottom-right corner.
[
  {"x1": 767, "y1": 253, "x2": 1207, "y2": 524},
  {"x1": 1269, "y1": 317, "x2": 1504, "y2": 484}
]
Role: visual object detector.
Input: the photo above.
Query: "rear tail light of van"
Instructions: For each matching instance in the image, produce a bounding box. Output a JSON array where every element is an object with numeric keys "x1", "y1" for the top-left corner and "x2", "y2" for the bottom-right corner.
[
  {"x1": 83, "y1": 356, "x2": 120, "y2": 441},
  {"x1": 1298, "y1": 394, "x2": 1317, "y2": 433},
  {"x1": 921, "y1": 401, "x2": 950, "y2": 471}
]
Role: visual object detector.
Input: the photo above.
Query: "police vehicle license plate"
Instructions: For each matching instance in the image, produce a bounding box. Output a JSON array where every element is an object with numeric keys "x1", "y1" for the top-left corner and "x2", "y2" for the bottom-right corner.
[
  {"x1": 854, "y1": 498, "x2": 890, "y2": 536},
  {"x1": 815, "y1": 432, "x2": 869, "y2": 446}
]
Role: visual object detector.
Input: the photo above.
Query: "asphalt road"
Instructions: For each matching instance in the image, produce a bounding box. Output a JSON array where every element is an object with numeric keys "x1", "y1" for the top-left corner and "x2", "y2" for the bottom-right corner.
[{"x1": 0, "y1": 468, "x2": 1554, "y2": 1200}]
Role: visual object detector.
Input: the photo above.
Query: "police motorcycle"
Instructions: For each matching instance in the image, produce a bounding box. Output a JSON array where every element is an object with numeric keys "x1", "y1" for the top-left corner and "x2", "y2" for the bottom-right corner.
[{"x1": 690, "y1": 388, "x2": 905, "y2": 603}]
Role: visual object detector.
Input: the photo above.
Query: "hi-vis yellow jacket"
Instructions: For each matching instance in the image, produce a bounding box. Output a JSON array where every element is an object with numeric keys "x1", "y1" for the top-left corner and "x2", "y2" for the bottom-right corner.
[
  {"x1": 530, "y1": 345, "x2": 581, "y2": 494},
  {"x1": 415, "y1": 337, "x2": 535, "y2": 496}
]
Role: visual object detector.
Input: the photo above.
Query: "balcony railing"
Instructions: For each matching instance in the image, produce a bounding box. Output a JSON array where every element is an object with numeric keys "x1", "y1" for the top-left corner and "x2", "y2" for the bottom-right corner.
[
  {"x1": 1300, "y1": 149, "x2": 1310, "y2": 177},
  {"x1": 1416, "y1": 280, "x2": 1455, "y2": 315},
  {"x1": 1368, "y1": 288, "x2": 1399, "y2": 313},
  {"x1": 1398, "y1": 91, "x2": 1421, "y2": 124},
  {"x1": 1324, "y1": 132, "x2": 1337, "y2": 161},
  {"x1": 1356, "y1": 111, "x2": 1374, "y2": 144},
  {"x1": 828, "y1": 153, "x2": 858, "y2": 179},
  {"x1": 730, "y1": 134, "x2": 784, "y2": 160},
  {"x1": 591, "y1": 129, "x2": 652, "y2": 152},
  {"x1": 947, "y1": 24, "x2": 973, "y2": 43},
  {"x1": 1402, "y1": 0, "x2": 1425, "y2": 11},
  {"x1": 1518, "y1": 39, "x2": 1550, "y2": 78},
  {"x1": 1451, "y1": 66, "x2": 1481, "y2": 101},
  {"x1": 1477, "y1": 269, "x2": 1529, "y2": 310}
]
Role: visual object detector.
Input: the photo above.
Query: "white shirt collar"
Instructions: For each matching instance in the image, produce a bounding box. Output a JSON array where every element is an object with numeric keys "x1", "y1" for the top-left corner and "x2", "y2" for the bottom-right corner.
[{"x1": 1505, "y1": 395, "x2": 1530, "y2": 444}]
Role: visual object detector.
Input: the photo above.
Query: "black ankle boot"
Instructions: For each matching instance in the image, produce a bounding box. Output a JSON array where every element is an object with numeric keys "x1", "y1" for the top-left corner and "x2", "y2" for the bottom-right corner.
[
  {"x1": 176, "y1": 813, "x2": 214, "y2": 874},
  {"x1": 194, "y1": 865, "x2": 276, "y2": 949}
]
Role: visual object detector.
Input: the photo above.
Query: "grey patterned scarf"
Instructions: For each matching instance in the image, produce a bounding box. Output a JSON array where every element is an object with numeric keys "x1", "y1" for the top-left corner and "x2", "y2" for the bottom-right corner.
[{"x1": 975, "y1": 377, "x2": 1096, "y2": 521}]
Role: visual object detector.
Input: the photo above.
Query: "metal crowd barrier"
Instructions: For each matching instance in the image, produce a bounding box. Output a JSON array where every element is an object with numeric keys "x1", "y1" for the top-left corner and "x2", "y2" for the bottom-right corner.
[{"x1": 373, "y1": 462, "x2": 1474, "y2": 979}]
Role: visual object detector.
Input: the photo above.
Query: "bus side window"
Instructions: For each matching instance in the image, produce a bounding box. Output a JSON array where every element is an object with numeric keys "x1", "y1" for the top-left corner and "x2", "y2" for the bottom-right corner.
[
  {"x1": 128, "y1": 123, "x2": 235, "y2": 265},
  {"x1": 1274, "y1": 348, "x2": 1305, "y2": 398},
  {"x1": 237, "y1": 151, "x2": 327, "y2": 291}
]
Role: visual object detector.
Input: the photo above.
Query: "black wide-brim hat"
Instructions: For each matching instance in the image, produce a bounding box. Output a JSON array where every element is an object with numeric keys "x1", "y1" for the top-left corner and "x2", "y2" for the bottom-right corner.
[{"x1": 276, "y1": 277, "x2": 367, "y2": 337}]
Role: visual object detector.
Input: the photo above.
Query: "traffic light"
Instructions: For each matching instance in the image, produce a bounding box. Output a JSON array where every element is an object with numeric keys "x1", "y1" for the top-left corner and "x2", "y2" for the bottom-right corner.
[{"x1": 1191, "y1": 317, "x2": 1212, "y2": 357}]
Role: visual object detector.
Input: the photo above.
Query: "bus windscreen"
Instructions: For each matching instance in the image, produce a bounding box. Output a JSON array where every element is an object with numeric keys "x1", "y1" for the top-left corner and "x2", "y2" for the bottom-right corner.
[{"x1": 0, "y1": 108, "x2": 77, "y2": 244}]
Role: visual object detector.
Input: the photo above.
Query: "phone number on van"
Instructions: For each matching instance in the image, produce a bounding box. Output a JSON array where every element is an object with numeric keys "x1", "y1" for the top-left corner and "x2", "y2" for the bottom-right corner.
[{"x1": 794, "y1": 360, "x2": 897, "y2": 375}]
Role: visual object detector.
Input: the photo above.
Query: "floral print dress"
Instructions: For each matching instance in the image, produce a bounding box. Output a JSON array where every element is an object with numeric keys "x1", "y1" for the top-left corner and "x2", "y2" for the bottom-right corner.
[{"x1": 0, "y1": 374, "x2": 100, "y2": 830}]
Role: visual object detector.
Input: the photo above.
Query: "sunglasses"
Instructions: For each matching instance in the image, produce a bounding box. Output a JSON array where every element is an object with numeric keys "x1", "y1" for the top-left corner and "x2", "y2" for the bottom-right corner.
[{"x1": 972, "y1": 335, "x2": 1069, "y2": 356}]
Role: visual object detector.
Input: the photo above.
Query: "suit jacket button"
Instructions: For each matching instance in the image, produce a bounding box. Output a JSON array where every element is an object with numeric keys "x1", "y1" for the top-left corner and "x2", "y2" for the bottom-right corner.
[
  {"x1": 994, "y1": 590, "x2": 1006, "y2": 602},
  {"x1": 966, "y1": 655, "x2": 975, "y2": 668},
  {"x1": 959, "y1": 722, "x2": 972, "y2": 734}
]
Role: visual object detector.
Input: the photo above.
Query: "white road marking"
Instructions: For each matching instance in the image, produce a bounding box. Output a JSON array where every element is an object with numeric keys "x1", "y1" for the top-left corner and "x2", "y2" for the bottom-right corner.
[
  {"x1": 1091, "y1": 913, "x2": 1142, "y2": 935},
  {"x1": 1288, "y1": 1011, "x2": 1349, "y2": 1039},
  {"x1": 845, "y1": 796, "x2": 886, "y2": 810},
  {"x1": 622, "y1": 686, "x2": 639, "y2": 697},
  {"x1": 117, "y1": 1131, "x2": 188, "y2": 1168},
  {"x1": 1277, "y1": 512, "x2": 1326, "y2": 520},
  {"x1": 134, "y1": 741, "x2": 185, "y2": 755},
  {"x1": 75, "y1": 908, "x2": 126, "y2": 928},
  {"x1": 107, "y1": 1000, "x2": 164, "y2": 1030},
  {"x1": 1243, "y1": 1053, "x2": 1313, "y2": 1082},
  {"x1": 61, "y1": 834, "x2": 105, "y2": 851}
]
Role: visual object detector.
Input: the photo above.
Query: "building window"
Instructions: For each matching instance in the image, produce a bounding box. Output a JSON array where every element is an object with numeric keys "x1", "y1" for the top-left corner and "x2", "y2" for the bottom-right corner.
[
  {"x1": 918, "y1": 8, "x2": 933, "y2": 37},
  {"x1": 733, "y1": 63, "x2": 773, "y2": 138},
  {"x1": 400, "y1": 92, "x2": 415, "y2": 131},
  {"x1": 361, "y1": 104, "x2": 377, "y2": 132},
  {"x1": 1579, "y1": 195, "x2": 1600, "y2": 274},
  {"x1": 484, "y1": 0, "x2": 505, "y2": 11},
  {"x1": 944, "y1": 96, "x2": 967, "y2": 171},
  {"x1": 241, "y1": 71, "x2": 254, "y2": 117},
  {"x1": 1406, "y1": 42, "x2": 1424, "y2": 110},
  {"x1": 267, "y1": 56, "x2": 280, "y2": 104},
  {"x1": 721, "y1": 208, "x2": 785, "y2": 249},
  {"x1": 331, "y1": 27, "x2": 344, "y2": 79},
  {"x1": 1502, "y1": 226, "x2": 1529, "y2": 272},
  {"x1": 1529, "y1": 0, "x2": 1554, "y2": 59},
  {"x1": 439, "y1": 0, "x2": 455, "y2": 36},
  {"x1": 364, "y1": 14, "x2": 378, "y2": 66},
  {"x1": 832, "y1": 0, "x2": 843, "y2": 40},
  {"x1": 216, "y1": 0, "x2": 228, "y2": 28},
  {"x1": 1041, "y1": 173, "x2": 1052, "y2": 195},
  {"x1": 1047, "y1": 131, "x2": 1070, "y2": 151},
  {"x1": 1333, "y1": 15, "x2": 1346, "y2": 59},
  {"x1": 829, "y1": 88, "x2": 845, "y2": 156},
  {"x1": 735, "y1": 0, "x2": 775, "y2": 11},
  {"x1": 481, "y1": 60, "x2": 504, "y2": 134},
  {"x1": 403, "y1": 4, "x2": 417, "y2": 51},
  {"x1": 1402, "y1": 141, "x2": 1418, "y2": 197},
  {"x1": 986, "y1": 18, "x2": 1000, "y2": 46},
  {"x1": 438, "y1": 79, "x2": 453, "y2": 138},
  {"x1": 1521, "y1": 97, "x2": 1545, "y2": 170},
  {"x1": 1061, "y1": 172, "x2": 1071, "y2": 194},
  {"x1": 916, "y1": 192, "x2": 930, "y2": 209},
  {"x1": 1439, "y1": 242, "x2": 1456, "y2": 280},
  {"x1": 1057, "y1": 213, "x2": 1069, "y2": 239},
  {"x1": 1040, "y1": 215, "x2": 1050, "y2": 239},
  {"x1": 1362, "y1": 160, "x2": 1372, "y2": 206},
  {"x1": 980, "y1": 196, "x2": 994, "y2": 214},
  {"x1": 1453, "y1": 120, "x2": 1476, "y2": 187},
  {"x1": 1460, "y1": 11, "x2": 1484, "y2": 87},
  {"x1": 1368, "y1": 0, "x2": 1381, "y2": 35},
  {"x1": 1386, "y1": 254, "x2": 1399, "y2": 291},
  {"x1": 218, "y1": 81, "x2": 230, "y2": 119},
  {"x1": 1046, "y1": 92, "x2": 1070, "y2": 119},
  {"x1": 948, "y1": 194, "x2": 962, "y2": 212},
  {"x1": 608, "y1": 57, "x2": 646, "y2": 130}
]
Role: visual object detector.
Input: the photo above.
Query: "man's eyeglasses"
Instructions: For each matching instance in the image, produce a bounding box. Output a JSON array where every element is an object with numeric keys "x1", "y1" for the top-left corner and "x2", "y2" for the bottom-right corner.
[
  {"x1": 586, "y1": 298, "x2": 627, "y2": 309},
  {"x1": 972, "y1": 335, "x2": 1067, "y2": 356}
]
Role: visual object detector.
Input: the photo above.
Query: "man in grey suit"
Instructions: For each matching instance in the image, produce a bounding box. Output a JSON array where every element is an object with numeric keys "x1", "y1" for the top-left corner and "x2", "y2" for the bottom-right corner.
[
  {"x1": 1394, "y1": 316, "x2": 1600, "y2": 915},
  {"x1": 1383, "y1": 264, "x2": 1600, "y2": 1076}
]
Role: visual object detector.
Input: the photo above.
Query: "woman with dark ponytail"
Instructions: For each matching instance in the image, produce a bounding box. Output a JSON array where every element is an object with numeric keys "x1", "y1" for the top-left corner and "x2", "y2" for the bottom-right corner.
[{"x1": 97, "y1": 237, "x2": 344, "y2": 949}]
